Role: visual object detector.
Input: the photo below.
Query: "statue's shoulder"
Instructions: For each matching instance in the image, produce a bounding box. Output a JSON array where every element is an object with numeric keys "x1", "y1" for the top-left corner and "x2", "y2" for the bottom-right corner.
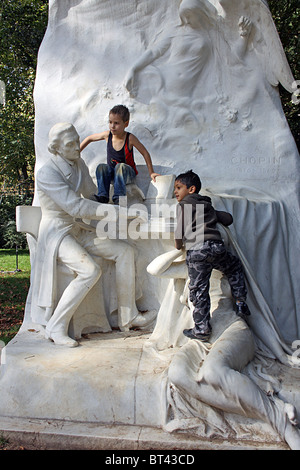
[
  {"x1": 36, "y1": 156, "x2": 67, "y2": 185},
  {"x1": 36, "y1": 157, "x2": 55, "y2": 176}
]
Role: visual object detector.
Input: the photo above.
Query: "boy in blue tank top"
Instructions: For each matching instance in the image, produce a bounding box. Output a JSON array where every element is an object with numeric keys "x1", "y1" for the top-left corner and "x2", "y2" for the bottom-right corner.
[{"x1": 80, "y1": 105, "x2": 159, "y2": 204}]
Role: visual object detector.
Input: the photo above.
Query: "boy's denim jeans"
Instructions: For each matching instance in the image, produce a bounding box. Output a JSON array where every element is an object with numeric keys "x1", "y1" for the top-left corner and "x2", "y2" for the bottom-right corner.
[
  {"x1": 186, "y1": 240, "x2": 247, "y2": 335},
  {"x1": 96, "y1": 163, "x2": 136, "y2": 203}
]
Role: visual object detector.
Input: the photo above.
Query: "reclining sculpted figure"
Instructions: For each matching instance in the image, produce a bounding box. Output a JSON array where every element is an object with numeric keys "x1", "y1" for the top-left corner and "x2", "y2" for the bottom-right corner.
[{"x1": 147, "y1": 245, "x2": 300, "y2": 450}]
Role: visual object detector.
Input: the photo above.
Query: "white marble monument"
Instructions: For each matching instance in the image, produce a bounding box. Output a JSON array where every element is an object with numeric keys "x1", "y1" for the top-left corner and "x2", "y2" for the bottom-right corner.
[{"x1": 0, "y1": 0, "x2": 300, "y2": 450}]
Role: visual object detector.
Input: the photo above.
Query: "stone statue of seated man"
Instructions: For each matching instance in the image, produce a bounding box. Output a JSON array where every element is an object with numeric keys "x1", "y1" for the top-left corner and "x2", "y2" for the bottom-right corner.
[{"x1": 32, "y1": 122, "x2": 156, "y2": 347}]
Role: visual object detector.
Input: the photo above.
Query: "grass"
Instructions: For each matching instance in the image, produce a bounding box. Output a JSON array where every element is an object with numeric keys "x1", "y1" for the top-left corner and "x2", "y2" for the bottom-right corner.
[
  {"x1": 0, "y1": 249, "x2": 31, "y2": 345},
  {"x1": 0, "y1": 250, "x2": 34, "y2": 450}
]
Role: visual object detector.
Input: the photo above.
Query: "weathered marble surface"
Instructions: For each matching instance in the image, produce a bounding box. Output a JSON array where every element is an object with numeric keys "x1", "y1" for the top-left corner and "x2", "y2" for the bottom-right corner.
[{"x1": 0, "y1": 0, "x2": 299, "y2": 450}]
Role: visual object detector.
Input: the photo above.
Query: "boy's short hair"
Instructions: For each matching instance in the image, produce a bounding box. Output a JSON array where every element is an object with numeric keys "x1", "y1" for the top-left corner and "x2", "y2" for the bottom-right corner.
[
  {"x1": 175, "y1": 170, "x2": 202, "y2": 193},
  {"x1": 109, "y1": 104, "x2": 130, "y2": 123}
]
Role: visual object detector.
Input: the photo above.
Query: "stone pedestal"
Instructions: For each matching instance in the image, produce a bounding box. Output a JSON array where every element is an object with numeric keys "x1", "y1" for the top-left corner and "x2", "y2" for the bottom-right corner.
[{"x1": 0, "y1": 325, "x2": 292, "y2": 450}]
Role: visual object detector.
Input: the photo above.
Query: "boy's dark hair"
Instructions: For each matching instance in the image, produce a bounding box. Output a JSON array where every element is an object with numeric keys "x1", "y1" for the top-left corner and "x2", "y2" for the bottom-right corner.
[
  {"x1": 175, "y1": 170, "x2": 202, "y2": 193},
  {"x1": 109, "y1": 104, "x2": 130, "y2": 122}
]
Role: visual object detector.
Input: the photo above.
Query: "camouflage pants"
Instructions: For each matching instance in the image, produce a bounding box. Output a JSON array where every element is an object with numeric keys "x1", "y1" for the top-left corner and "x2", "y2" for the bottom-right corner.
[{"x1": 186, "y1": 240, "x2": 247, "y2": 336}]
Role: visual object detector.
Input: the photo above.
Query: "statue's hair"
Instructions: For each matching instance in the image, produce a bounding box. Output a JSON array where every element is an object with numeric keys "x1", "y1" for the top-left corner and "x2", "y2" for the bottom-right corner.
[
  {"x1": 48, "y1": 122, "x2": 76, "y2": 155},
  {"x1": 179, "y1": 0, "x2": 215, "y2": 25},
  {"x1": 175, "y1": 169, "x2": 202, "y2": 193}
]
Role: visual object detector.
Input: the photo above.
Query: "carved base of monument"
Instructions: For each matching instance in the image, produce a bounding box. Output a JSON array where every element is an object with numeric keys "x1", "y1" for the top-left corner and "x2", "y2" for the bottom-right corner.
[
  {"x1": 0, "y1": 419, "x2": 288, "y2": 451},
  {"x1": 0, "y1": 318, "x2": 298, "y2": 450}
]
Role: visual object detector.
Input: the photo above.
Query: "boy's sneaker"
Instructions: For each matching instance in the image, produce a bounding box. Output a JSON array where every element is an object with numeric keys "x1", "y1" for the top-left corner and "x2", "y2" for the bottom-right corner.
[
  {"x1": 183, "y1": 328, "x2": 210, "y2": 342},
  {"x1": 235, "y1": 300, "x2": 251, "y2": 319}
]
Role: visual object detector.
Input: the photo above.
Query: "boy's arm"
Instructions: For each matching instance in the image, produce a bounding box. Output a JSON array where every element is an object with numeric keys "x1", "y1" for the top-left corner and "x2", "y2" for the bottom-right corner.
[
  {"x1": 216, "y1": 210, "x2": 233, "y2": 226},
  {"x1": 175, "y1": 238, "x2": 183, "y2": 250},
  {"x1": 130, "y1": 134, "x2": 160, "y2": 182},
  {"x1": 80, "y1": 131, "x2": 109, "y2": 151},
  {"x1": 174, "y1": 203, "x2": 184, "y2": 250}
]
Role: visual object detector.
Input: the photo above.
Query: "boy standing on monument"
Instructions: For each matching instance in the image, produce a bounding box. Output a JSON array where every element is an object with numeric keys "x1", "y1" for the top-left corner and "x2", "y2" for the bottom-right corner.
[
  {"x1": 174, "y1": 170, "x2": 250, "y2": 341},
  {"x1": 80, "y1": 104, "x2": 159, "y2": 204}
]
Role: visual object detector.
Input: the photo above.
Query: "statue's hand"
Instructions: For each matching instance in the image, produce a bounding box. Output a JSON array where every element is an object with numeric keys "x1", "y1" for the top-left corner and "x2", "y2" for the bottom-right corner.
[
  {"x1": 124, "y1": 69, "x2": 137, "y2": 97},
  {"x1": 238, "y1": 16, "x2": 252, "y2": 37}
]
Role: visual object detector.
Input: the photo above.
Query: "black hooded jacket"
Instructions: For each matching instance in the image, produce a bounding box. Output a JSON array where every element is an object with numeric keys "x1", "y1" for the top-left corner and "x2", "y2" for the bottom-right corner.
[{"x1": 175, "y1": 193, "x2": 233, "y2": 250}]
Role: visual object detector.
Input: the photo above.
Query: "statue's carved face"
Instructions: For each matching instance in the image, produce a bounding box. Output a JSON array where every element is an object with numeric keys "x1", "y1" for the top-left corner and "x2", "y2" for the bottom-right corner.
[
  {"x1": 179, "y1": 0, "x2": 211, "y2": 28},
  {"x1": 56, "y1": 130, "x2": 81, "y2": 162}
]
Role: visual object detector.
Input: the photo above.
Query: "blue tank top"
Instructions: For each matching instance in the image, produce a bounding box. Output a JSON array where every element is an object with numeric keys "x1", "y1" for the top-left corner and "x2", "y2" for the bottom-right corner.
[{"x1": 107, "y1": 132, "x2": 138, "y2": 175}]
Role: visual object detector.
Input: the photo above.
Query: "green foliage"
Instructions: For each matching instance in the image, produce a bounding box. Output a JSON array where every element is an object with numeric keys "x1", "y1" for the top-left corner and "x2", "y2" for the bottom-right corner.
[
  {"x1": 0, "y1": 0, "x2": 48, "y2": 187},
  {"x1": 0, "y1": 0, "x2": 46, "y2": 248},
  {"x1": 2, "y1": 220, "x2": 26, "y2": 248},
  {"x1": 268, "y1": 0, "x2": 300, "y2": 149},
  {"x1": 0, "y1": 249, "x2": 31, "y2": 344},
  {"x1": 0, "y1": 192, "x2": 33, "y2": 248},
  {"x1": 0, "y1": 432, "x2": 10, "y2": 449}
]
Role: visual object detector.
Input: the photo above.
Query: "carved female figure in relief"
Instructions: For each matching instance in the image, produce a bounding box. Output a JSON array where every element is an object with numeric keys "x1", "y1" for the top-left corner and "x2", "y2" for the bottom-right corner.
[{"x1": 125, "y1": 0, "x2": 216, "y2": 132}]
